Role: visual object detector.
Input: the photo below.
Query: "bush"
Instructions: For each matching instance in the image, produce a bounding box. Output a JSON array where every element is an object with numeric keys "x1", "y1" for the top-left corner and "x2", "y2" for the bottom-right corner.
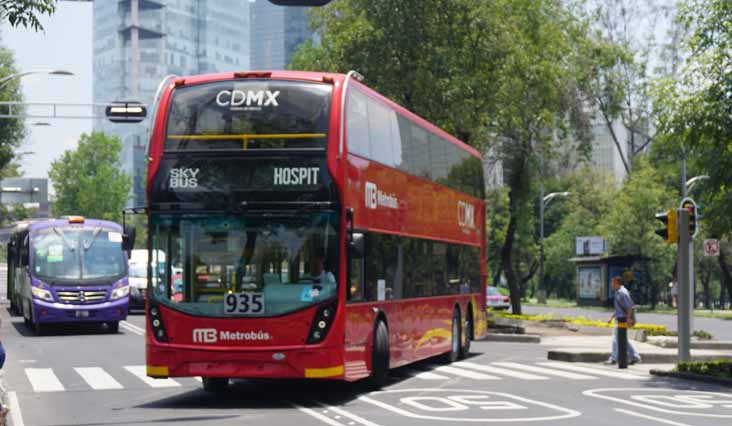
[
  {"x1": 693, "y1": 330, "x2": 713, "y2": 340},
  {"x1": 675, "y1": 361, "x2": 732, "y2": 378},
  {"x1": 491, "y1": 311, "x2": 675, "y2": 335}
]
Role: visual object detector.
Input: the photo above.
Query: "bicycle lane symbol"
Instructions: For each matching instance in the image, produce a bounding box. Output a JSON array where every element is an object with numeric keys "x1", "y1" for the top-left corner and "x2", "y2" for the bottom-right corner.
[
  {"x1": 583, "y1": 388, "x2": 732, "y2": 419},
  {"x1": 357, "y1": 388, "x2": 581, "y2": 422}
]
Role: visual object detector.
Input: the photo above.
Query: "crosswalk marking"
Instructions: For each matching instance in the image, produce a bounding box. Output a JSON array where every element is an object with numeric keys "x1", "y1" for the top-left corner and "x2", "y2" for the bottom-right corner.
[
  {"x1": 20, "y1": 360, "x2": 653, "y2": 394},
  {"x1": 25, "y1": 368, "x2": 65, "y2": 392},
  {"x1": 435, "y1": 365, "x2": 500, "y2": 380},
  {"x1": 537, "y1": 362, "x2": 648, "y2": 380},
  {"x1": 412, "y1": 370, "x2": 449, "y2": 380},
  {"x1": 75, "y1": 367, "x2": 123, "y2": 390},
  {"x1": 124, "y1": 366, "x2": 182, "y2": 388},
  {"x1": 455, "y1": 361, "x2": 548, "y2": 380},
  {"x1": 491, "y1": 362, "x2": 597, "y2": 380}
]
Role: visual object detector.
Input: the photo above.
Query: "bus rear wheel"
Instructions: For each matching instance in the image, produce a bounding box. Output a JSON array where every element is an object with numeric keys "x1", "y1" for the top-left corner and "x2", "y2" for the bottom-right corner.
[
  {"x1": 202, "y1": 377, "x2": 228, "y2": 393},
  {"x1": 366, "y1": 320, "x2": 389, "y2": 389},
  {"x1": 460, "y1": 308, "x2": 472, "y2": 359},
  {"x1": 442, "y1": 309, "x2": 461, "y2": 364}
]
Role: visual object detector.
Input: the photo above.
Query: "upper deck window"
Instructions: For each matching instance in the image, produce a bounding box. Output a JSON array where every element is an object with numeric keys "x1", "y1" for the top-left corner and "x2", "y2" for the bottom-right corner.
[{"x1": 166, "y1": 80, "x2": 332, "y2": 151}]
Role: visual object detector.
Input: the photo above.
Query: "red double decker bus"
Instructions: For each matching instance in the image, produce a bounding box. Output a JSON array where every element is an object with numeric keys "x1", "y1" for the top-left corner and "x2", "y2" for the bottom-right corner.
[{"x1": 144, "y1": 70, "x2": 486, "y2": 391}]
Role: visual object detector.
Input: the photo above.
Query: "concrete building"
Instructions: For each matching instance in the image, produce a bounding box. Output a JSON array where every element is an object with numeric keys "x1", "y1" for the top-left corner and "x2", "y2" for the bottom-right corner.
[
  {"x1": 0, "y1": 178, "x2": 50, "y2": 218},
  {"x1": 250, "y1": 0, "x2": 312, "y2": 70},
  {"x1": 93, "y1": 0, "x2": 252, "y2": 207}
]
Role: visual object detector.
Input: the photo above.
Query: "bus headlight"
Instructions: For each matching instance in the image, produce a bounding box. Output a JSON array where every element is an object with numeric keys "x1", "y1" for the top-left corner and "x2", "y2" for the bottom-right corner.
[
  {"x1": 110, "y1": 286, "x2": 130, "y2": 300},
  {"x1": 31, "y1": 286, "x2": 54, "y2": 302},
  {"x1": 307, "y1": 301, "x2": 337, "y2": 344}
]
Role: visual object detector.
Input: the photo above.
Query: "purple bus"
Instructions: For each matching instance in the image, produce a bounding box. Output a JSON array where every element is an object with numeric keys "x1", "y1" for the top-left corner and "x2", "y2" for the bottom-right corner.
[{"x1": 6, "y1": 216, "x2": 133, "y2": 334}]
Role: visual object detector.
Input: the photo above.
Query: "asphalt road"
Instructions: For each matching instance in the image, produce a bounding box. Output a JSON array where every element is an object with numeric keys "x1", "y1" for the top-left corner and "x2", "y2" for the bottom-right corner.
[
  {"x1": 2, "y1": 303, "x2": 731, "y2": 426},
  {"x1": 523, "y1": 305, "x2": 732, "y2": 341}
]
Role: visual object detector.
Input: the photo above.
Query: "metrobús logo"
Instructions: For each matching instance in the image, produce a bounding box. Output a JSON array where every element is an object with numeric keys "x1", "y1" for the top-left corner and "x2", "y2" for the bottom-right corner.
[
  {"x1": 365, "y1": 181, "x2": 398, "y2": 210},
  {"x1": 458, "y1": 200, "x2": 476, "y2": 229},
  {"x1": 192, "y1": 328, "x2": 272, "y2": 344},
  {"x1": 216, "y1": 89, "x2": 280, "y2": 111}
]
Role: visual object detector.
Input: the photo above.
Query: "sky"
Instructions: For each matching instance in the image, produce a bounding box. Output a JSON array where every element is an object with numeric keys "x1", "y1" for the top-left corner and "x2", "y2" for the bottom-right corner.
[{"x1": 0, "y1": 1, "x2": 93, "y2": 179}]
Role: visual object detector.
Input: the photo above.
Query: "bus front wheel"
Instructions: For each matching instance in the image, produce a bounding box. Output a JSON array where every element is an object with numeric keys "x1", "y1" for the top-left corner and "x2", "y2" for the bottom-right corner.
[
  {"x1": 367, "y1": 320, "x2": 389, "y2": 389},
  {"x1": 106, "y1": 322, "x2": 119, "y2": 333},
  {"x1": 460, "y1": 308, "x2": 472, "y2": 359},
  {"x1": 202, "y1": 377, "x2": 228, "y2": 393}
]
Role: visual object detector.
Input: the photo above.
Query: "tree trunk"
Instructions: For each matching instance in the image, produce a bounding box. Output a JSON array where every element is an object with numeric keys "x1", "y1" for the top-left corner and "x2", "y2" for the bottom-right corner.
[
  {"x1": 501, "y1": 213, "x2": 520, "y2": 314},
  {"x1": 718, "y1": 245, "x2": 732, "y2": 309},
  {"x1": 700, "y1": 262, "x2": 711, "y2": 309}
]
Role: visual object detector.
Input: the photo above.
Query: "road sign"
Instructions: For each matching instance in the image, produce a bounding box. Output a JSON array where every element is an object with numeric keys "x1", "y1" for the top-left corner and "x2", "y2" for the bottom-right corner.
[{"x1": 704, "y1": 239, "x2": 720, "y2": 257}]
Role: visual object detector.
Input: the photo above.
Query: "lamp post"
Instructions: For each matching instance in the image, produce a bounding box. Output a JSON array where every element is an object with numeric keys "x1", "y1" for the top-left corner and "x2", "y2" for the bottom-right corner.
[
  {"x1": 538, "y1": 191, "x2": 571, "y2": 304},
  {"x1": 0, "y1": 69, "x2": 74, "y2": 90},
  {"x1": 686, "y1": 175, "x2": 709, "y2": 193}
]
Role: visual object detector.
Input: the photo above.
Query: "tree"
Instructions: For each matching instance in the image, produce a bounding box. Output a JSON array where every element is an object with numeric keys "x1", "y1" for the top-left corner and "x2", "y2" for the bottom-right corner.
[
  {"x1": 652, "y1": 0, "x2": 732, "y2": 305},
  {"x1": 49, "y1": 132, "x2": 131, "y2": 222},
  {"x1": 0, "y1": 45, "x2": 26, "y2": 174},
  {"x1": 0, "y1": 0, "x2": 57, "y2": 32},
  {"x1": 601, "y1": 157, "x2": 676, "y2": 308},
  {"x1": 291, "y1": 0, "x2": 627, "y2": 314}
]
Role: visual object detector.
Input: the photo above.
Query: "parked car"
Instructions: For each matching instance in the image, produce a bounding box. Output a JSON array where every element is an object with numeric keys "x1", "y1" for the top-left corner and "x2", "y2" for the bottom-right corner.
[{"x1": 486, "y1": 286, "x2": 511, "y2": 310}]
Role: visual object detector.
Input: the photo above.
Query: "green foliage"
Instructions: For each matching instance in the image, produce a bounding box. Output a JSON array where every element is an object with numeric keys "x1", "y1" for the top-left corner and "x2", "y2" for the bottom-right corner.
[
  {"x1": 49, "y1": 132, "x2": 131, "y2": 223},
  {"x1": 0, "y1": 0, "x2": 57, "y2": 32},
  {"x1": 675, "y1": 360, "x2": 732, "y2": 378},
  {"x1": 0, "y1": 45, "x2": 25, "y2": 174}
]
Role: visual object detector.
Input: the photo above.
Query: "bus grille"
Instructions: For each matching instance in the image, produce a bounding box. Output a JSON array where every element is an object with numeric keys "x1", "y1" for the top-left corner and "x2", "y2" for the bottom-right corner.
[{"x1": 56, "y1": 290, "x2": 107, "y2": 304}]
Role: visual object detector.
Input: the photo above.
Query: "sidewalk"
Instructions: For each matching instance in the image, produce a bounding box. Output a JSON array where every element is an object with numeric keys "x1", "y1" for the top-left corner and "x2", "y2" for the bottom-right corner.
[{"x1": 541, "y1": 334, "x2": 732, "y2": 363}]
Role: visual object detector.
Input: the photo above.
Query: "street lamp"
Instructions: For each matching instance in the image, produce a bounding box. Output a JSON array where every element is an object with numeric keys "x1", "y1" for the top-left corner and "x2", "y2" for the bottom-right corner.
[
  {"x1": 686, "y1": 175, "x2": 709, "y2": 193},
  {"x1": 0, "y1": 68, "x2": 74, "y2": 90},
  {"x1": 538, "y1": 191, "x2": 571, "y2": 304}
]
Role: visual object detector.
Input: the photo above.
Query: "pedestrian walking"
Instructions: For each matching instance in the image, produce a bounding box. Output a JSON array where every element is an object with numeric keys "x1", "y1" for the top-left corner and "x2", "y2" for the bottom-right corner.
[{"x1": 606, "y1": 276, "x2": 641, "y2": 365}]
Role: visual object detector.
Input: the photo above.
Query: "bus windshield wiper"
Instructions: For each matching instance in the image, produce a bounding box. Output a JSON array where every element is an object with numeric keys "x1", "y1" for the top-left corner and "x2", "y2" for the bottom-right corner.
[
  {"x1": 83, "y1": 227, "x2": 103, "y2": 251},
  {"x1": 53, "y1": 227, "x2": 76, "y2": 252}
]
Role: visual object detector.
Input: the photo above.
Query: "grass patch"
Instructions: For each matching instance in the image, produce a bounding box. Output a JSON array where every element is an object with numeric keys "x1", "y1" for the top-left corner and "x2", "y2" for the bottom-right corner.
[
  {"x1": 636, "y1": 307, "x2": 732, "y2": 320},
  {"x1": 523, "y1": 298, "x2": 578, "y2": 308},
  {"x1": 675, "y1": 360, "x2": 732, "y2": 379}
]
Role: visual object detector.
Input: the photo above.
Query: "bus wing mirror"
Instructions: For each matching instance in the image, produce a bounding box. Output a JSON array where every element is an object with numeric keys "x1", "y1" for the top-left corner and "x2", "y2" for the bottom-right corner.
[
  {"x1": 20, "y1": 247, "x2": 29, "y2": 266},
  {"x1": 122, "y1": 226, "x2": 137, "y2": 254},
  {"x1": 349, "y1": 232, "x2": 364, "y2": 258}
]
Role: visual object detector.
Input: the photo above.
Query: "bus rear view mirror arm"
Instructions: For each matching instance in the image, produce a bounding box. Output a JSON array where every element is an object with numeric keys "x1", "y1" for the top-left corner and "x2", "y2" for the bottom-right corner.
[{"x1": 123, "y1": 226, "x2": 136, "y2": 255}]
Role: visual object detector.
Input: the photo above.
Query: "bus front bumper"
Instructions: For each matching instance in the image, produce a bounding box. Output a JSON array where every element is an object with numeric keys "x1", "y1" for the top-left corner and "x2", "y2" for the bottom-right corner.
[
  {"x1": 32, "y1": 298, "x2": 129, "y2": 323},
  {"x1": 147, "y1": 345, "x2": 345, "y2": 380}
]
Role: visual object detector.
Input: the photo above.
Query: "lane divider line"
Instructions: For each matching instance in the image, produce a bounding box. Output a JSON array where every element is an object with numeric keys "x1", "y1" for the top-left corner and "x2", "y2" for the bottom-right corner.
[
  {"x1": 120, "y1": 321, "x2": 145, "y2": 335},
  {"x1": 323, "y1": 404, "x2": 383, "y2": 426},
  {"x1": 614, "y1": 408, "x2": 693, "y2": 426},
  {"x1": 455, "y1": 361, "x2": 549, "y2": 380},
  {"x1": 8, "y1": 391, "x2": 24, "y2": 426},
  {"x1": 293, "y1": 403, "x2": 348, "y2": 426}
]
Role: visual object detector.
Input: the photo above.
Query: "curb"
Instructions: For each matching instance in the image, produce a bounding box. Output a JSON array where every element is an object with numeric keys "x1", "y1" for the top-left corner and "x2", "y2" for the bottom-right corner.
[
  {"x1": 480, "y1": 333, "x2": 541, "y2": 343},
  {"x1": 547, "y1": 350, "x2": 732, "y2": 363},
  {"x1": 650, "y1": 369, "x2": 732, "y2": 387}
]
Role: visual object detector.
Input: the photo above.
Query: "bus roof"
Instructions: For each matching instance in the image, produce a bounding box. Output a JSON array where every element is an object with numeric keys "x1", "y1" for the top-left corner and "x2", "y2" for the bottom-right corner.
[
  {"x1": 20, "y1": 218, "x2": 123, "y2": 233},
  {"x1": 167, "y1": 70, "x2": 482, "y2": 159}
]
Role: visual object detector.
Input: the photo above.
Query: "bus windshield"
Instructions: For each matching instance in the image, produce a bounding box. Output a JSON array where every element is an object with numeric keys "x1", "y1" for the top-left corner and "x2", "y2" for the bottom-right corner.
[
  {"x1": 31, "y1": 226, "x2": 127, "y2": 284},
  {"x1": 165, "y1": 79, "x2": 331, "y2": 151},
  {"x1": 150, "y1": 211, "x2": 339, "y2": 317}
]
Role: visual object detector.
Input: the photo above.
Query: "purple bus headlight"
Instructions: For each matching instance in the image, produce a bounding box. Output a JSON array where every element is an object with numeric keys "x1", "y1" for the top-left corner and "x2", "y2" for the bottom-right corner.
[
  {"x1": 110, "y1": 285, "x2": 130, "y2": 300},
  {"x1": 31, "y1": 286, "x2": 54, "y2": 302}
]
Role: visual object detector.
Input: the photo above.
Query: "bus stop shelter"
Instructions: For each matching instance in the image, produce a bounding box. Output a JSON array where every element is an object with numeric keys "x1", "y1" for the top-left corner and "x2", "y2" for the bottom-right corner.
[{"x1": 570, "y1": 255, "x2": 646, "y2": 306}]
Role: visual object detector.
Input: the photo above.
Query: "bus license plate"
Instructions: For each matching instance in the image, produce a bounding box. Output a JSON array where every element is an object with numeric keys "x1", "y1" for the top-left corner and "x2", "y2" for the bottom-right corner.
[
  {"x1": 224, "y1": 292, "x2": 264, "y2": 314},
  {"x1": 75, "y1": 310, "x2": 89, "y2": 318}
]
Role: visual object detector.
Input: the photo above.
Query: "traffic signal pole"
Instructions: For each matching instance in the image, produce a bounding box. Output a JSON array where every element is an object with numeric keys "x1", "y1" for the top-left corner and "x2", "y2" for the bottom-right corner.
[{"x1": 677, "y1": 208, "x2": 691, "y2": 362}]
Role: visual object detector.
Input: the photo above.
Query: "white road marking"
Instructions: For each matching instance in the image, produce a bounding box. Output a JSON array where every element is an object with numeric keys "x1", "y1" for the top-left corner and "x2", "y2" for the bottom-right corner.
[
  {"x1": 412, "y1": 370, "x2": 449, "y2": 380},
  {"x1": 124, "y1": 366, "x2": 181, "y2": 388},
  {"x1": 455, "y1": 361, "x2": 548, "y2": 380},
  {"x1": 489, "y1": 362, "x2": 598, "y2": 380},
  {"x1": 538, "y1": 362, "x2": 648, "y2": 380},
  {"x1": 120, "y1": 320, "x2": 145, "y2": 335},
  {"x1": 25, "y1": 368, "x2": 65, "y2": 392},
  {"x1": 585, "y1": 388, "x2": 732, "y2": 418},
  {"x1": 434, "y1": 365, "x2": 500, "y2": 380},
  {"x1": 323, "y1": 404, "x2": 384, "y2": 426},
  {"x1": 293, "y1": 403, "x2": 349, "y2": 426},
  {"x1": 75, "y1": 367, "x2": 123, "y2": 390},
  {"x1": 8, "y1": 391, "x2": 24, "y2": 426},
  {"x1": 615, "y1": 408, "x2": 693, "y2": 426}
]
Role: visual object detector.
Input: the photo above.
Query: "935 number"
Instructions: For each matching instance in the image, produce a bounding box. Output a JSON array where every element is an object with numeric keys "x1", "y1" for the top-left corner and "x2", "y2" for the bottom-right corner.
[{"x1": 224, "y1": 292, "x2": 264, "y2": 314}]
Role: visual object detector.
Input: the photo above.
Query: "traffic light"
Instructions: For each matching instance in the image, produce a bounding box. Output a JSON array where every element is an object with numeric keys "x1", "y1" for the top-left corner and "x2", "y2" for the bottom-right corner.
[
  {"x1": 681, "y1": 199, "x2": 697, "y2": 237},
  {"x1": 655, "y1": 208, "x2": 677, "y2": 244}
]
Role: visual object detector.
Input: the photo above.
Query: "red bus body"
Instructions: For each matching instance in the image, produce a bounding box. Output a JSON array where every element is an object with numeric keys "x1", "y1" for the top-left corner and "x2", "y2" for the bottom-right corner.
[{"x1": 145, "y1": 71, "x2": 487, "y2": 382}]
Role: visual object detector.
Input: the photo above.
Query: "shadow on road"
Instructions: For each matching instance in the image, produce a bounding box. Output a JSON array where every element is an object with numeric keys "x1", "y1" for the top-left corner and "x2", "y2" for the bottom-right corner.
[
  {"x1": 9, "y1": 316, "x2": 120, "y2": 337},
  {"x1": 138, "y1": 351, "x2": 487, "y2": 410}
]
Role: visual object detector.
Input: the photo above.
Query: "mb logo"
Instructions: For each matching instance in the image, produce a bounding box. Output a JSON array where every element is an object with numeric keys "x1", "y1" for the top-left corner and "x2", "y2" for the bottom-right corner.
[
  {"x1": 192, "y1": 328, "x2": 217, "y2": 343},
  {"x1": 365, "y1": 182, "x2": 378, "y2": 209}
]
